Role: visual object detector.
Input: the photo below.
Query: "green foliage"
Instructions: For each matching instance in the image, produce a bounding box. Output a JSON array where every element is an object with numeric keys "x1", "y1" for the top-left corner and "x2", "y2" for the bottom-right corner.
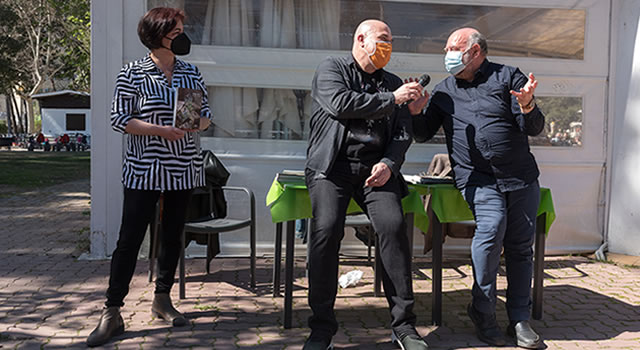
[
  {"x1": 536, "y1": 96, "x2": 583, "y2": 134},
  {"x1": 49, "y1": 0, "x2": 91, "y2": 91},
  {"x1": 0, "y1": 121, "x2": 7, "y2": 135},
  {"x1": 34, "y1": 119, "x2": 42, "y2": 133},
  {"x1": 0, "y1": 0, "x2": 90, "y2": 95},
  {"x1": 0, "y1": 4, "x2": 24, "y2": 95},
  {"x1": 0, "y1": 0, "x2": 90, "y2": 133}
]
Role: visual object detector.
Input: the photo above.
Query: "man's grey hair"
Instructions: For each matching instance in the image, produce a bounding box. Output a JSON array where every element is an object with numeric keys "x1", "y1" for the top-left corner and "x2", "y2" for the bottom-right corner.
[{"x1": 468, "y1": 32, "x2": 488, "y2": 54}]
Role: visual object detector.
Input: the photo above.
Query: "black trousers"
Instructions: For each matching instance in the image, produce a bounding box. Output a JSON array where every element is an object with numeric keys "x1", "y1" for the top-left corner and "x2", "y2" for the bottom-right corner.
[
  {"x1": 305, "y1": 168, "x2": 416, "y2": 337},
  {"x1": 105, "y1": 188, "x2": 193, "y2": 307}
]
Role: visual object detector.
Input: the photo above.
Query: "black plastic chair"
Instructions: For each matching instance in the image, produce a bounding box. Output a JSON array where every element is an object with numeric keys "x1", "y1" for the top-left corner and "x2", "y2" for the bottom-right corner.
[
  {"x1": 179, "y1": 186, "x2": 256, "y2": 299},
  {"x1": 148, "y1": 186, "x2": 256, "y2": 299}
]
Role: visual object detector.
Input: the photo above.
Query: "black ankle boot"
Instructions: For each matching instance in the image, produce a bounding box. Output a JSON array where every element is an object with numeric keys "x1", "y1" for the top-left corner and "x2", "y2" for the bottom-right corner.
[
  {"x1": 152, "y1": 293, "x2": 187, "y2": 326},
  {"x1": 86, "y1": 306, "x2": 124, "y2": 347},
  {"x1": 467, "y1": 303, "x2": 506, "y2": 346},
  {"x1": 507, "y1": 320, "x2": 542, "y2": 349}
]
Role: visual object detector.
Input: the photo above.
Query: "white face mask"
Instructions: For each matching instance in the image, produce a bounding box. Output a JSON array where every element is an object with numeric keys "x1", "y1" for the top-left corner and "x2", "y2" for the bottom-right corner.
[{"x1": 444, "y1": 48, "x2": 470, "y2": 75}]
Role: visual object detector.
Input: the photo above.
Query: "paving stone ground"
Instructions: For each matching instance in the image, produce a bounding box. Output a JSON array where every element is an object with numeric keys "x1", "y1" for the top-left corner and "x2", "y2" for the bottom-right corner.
[{"x1": 1, "y1": 179, "x2": 640, "y2": 349}]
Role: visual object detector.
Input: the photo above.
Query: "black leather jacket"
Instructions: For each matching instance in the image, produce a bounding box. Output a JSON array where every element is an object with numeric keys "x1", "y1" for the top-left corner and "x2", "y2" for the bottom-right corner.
[{"x1": 305, "y1": 55, "x2": 412, "y2": 188}]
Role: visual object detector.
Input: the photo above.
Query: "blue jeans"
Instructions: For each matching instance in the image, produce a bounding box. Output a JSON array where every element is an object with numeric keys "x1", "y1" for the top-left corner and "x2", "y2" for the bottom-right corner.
[{"x1": 463, "y1": 181, "x2": 540, "y2": 321}]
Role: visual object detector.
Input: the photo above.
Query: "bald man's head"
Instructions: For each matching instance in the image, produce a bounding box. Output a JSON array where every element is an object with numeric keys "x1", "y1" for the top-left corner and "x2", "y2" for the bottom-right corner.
[
  {"x1": 352, "y1": 19, "x2": 392, "y2": 73},
  {"x1": 354, "y1": 19, "x2": 390, "y2": 41},
  {"x1": 446, "y1": 27, "x2": 487, "y2": 55},
  {"x1": 444, "y1": 27, "x2": 488, "y2": 80}
]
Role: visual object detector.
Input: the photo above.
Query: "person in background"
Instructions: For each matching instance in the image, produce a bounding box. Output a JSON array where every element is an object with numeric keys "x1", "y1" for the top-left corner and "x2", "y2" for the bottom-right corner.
[
  {"x1": 303, "y1": 19, "x2": 429, "y2": 350},
  {"x1": 86, "y1": 7, "x2": 211, "y2": 347},
  {"x1": 411, "y1": 27, "x2": 544, "y2": 349}
]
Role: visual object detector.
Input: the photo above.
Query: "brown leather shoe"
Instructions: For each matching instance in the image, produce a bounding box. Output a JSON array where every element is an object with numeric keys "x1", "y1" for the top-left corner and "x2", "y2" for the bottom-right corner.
[
  {"x1": 152, "y1": 293, "x2": 187, "y2": 326},
  {"x1": 86, "y1": 307, "x2": 124, "y2": 347}
]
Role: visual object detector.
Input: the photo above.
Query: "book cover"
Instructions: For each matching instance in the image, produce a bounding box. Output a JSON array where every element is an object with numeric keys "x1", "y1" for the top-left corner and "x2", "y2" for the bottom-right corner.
[{"x1": 173, "y1": 87, "x2": 203, "y2": 130}]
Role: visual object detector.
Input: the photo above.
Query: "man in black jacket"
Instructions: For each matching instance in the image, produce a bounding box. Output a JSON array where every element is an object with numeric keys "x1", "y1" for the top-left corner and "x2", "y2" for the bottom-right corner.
[{"x1": 303, "y1": 19, "x2": 428, "y2": 350}]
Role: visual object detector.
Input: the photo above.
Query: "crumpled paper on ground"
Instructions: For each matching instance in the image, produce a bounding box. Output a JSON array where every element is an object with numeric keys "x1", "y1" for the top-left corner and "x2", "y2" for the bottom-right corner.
[{"x1": 338, "y1": 269, "x2": 363, "y2": 288}]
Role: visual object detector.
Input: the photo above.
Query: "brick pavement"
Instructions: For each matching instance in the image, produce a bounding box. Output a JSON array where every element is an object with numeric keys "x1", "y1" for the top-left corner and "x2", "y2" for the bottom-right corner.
[{"x1": 1, "y1": 180, "x2": 640, "y2": 349}]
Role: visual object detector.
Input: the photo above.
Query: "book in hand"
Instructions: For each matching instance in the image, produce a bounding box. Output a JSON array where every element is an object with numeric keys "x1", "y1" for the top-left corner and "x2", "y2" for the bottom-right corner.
[{"x1": 173, "y1": 87, "x2": 203, "y2": 130}]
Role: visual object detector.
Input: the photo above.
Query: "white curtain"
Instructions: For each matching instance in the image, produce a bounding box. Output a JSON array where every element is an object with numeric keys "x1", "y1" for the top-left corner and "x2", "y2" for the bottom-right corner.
[
  {"x1": 296, "y1": 0, "x2": 340, "y2": 50},
  {"x1": 194, "y1": 0, "x2": 341, "y2": 139},
  {"x1": 202, "y1": 0, "x2": 259, "y2": 138},
  {"x1": 257, "y1": 0, "x2": 300, "y2": 139},
  {"x1": 294, "y1": 0, "x2": 340, "y2": 137},
  {"x1": 148, "y1": 0, "x2": 185, "y2": 9}
]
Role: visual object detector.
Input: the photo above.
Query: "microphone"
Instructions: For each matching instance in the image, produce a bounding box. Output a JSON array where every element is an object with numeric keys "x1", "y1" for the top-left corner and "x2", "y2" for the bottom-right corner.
[
  {"x1": 418, "y1": 74, "x2": 431, "y2": 87},
  {"x1": 403, "y1": 74, "x2": 430, "y2": 106},
  {"x1": 399, "y1": 74, "x2": 431, "y2": 107}
]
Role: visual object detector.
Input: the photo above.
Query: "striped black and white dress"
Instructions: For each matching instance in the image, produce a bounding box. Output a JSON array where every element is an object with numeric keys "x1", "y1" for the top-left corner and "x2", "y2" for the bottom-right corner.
[{"x1": 111, "y1": 54, "x2": 212, "y2": 191}]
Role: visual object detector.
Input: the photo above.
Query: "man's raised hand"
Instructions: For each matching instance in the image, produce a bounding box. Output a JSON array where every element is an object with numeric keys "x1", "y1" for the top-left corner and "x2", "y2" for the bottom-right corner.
[{"x1": 510, "y1": 72, "x2": 538, "y2": 113}]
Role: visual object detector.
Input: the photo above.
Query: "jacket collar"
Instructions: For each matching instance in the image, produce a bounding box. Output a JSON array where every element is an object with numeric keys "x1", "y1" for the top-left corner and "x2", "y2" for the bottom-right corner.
[
  {"x1": 476, "y1": 58, "x2": 491, "y2": 79},
  {"x1": 350, "y1": 54, "x2": 385, "y2": 80},
  {"x1": 140, "y1": 53, "x2": 186, "y2": 73}
]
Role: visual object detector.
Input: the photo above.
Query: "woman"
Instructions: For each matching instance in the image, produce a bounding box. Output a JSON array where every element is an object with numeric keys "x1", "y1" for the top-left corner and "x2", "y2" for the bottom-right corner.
[{"x1": 87, "y1": 7, "x2": 211, "y2": 347}]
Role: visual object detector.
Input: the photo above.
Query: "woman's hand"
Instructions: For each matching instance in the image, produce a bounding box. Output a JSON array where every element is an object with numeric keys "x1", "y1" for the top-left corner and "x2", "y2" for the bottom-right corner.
[
  {"x1": 124, "y1": 119, "x2": 185, "y2": 141},
  {"x1": 198, "y1": 118, "x2": 211, "y2": 131},
  {"x1": 159, "y1": 126, "x2": 186, "y2": 141}
]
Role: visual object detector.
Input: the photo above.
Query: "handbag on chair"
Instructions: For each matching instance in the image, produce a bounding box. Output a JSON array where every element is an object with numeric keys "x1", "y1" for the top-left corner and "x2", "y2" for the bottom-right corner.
[
  {"x1": 185, "y1": 150, "x2": 231, "y2": 257},
  {"x1": 202, "y1": 149, "x2": 230, "y2": 218}
]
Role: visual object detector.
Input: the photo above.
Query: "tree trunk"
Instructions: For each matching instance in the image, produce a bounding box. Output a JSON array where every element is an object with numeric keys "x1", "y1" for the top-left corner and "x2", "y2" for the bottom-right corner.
[
  {"x1": 5, "y1": 95, "x2": 13, "y2": 134},
  {"x1": 22, "y1": 98, "x2": 30, "y2": 133},
  {"x1": 26, "y1": 97, "x2": 35, "y2": 133},
  {"x1": 9, "y1": 94, "x2": 23, "y2": 134}
]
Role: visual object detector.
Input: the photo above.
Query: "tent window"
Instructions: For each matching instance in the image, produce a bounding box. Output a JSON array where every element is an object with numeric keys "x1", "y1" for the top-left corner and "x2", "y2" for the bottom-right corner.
[{"x1": 157, "y1": 0, "x2": 585, "y2": 59}]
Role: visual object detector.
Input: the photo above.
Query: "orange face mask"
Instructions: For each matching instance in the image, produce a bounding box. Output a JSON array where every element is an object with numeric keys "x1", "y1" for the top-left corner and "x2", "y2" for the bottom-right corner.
[{"x1": 366, "y1": 40, "x2": 392, "y2": 69}]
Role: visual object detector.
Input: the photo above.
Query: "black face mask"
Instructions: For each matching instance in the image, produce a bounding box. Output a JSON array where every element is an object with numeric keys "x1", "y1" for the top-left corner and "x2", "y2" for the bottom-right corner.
[{"x1": 166, "y1": 32, "x2": 191, "y2": 55}]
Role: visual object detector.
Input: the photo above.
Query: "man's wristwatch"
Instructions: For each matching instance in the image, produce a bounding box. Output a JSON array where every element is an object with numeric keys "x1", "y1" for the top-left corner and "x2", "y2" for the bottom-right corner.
[{"x1": 521, "y1": 96, "x2": 535, "y2": 113}]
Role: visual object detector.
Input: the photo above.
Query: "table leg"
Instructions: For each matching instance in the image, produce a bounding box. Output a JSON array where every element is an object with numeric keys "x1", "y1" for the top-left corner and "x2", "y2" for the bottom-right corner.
[
  {"x1": 273, "y1": 222, "x2": 283, "y2": 297},
  {"x1": 432, "y1": 214, "x2": 443, "y2": 326},
  {"x1": 284, "y1": 220, "x2": 295, "y2": 329},
  {"x1": 533, "y1": 213, "x2": 546, "y2": 320}
]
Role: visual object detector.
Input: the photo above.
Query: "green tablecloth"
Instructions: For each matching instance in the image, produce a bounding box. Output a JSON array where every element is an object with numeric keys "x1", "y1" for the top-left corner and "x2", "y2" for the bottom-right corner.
[
  {"x1": 266, "y1": 177, "x2": 555, "y2": 234},
  {"x1": 410, "y1": 184, "x2": 555, "y2": 234},
  {"x1": 266, "y1": 177, "x2": 429, "y2": 232}
]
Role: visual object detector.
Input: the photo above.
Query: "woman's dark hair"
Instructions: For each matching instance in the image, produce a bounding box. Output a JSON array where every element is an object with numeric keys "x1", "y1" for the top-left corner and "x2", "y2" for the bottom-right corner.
[{"x1": 137, "y1": 7, "x2": 185, "y2": 50}]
